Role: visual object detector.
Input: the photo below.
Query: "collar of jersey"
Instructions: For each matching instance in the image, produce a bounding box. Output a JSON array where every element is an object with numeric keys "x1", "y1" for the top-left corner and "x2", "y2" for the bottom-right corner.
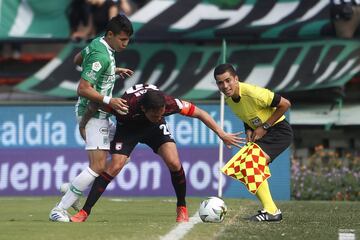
[
  {"x1": 231, "y1": 82, "x2": 241, "y2": 103},
  {"x1": 100, "y1": 37, "x2": 115, "y2": 52},
  {"x1": 237, "y1": 82, "x2": 242, "y2": 97}
]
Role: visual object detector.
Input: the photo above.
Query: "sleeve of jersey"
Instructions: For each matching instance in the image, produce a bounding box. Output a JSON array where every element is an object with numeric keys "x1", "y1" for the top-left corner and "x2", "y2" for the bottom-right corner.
[
  {"x1": 80, "y1": 53, "x2": 108, "y2": 85},
  {"x1": 176, "y1": 99, "x2": 195, "y2": 116},
  {"x1": 257, "y1": 87, "x2": 275, "y2": 108}
]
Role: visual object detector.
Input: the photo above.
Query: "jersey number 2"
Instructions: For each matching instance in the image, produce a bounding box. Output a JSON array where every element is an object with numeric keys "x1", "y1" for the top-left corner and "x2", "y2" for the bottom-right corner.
[{"x1": 159, "y1": 124, "x2": 171, "y2": 136}]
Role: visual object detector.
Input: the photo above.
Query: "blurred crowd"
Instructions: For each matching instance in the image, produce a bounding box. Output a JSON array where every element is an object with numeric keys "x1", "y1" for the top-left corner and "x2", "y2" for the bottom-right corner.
[
  {"x1": 67, "y1": 0, "x2": 149, "y2": 41},
  {"x1": 330, "y1": 0, "x2": 360, "y2": 38},
  {"x1": 0, "y1": 0, "x2": 149, "y2": 59}
]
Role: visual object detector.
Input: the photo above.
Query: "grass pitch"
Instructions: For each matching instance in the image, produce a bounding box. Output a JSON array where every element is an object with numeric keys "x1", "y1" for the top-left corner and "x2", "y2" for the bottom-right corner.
[{"x1": 0, "y1": 197, "x2": 358, "y2": 240}]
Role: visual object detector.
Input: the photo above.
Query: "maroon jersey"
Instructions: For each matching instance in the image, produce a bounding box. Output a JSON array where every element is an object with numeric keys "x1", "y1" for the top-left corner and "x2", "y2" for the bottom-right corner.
[{"x1": 112, "y1": 84, "x2": 184, "y2": 125}]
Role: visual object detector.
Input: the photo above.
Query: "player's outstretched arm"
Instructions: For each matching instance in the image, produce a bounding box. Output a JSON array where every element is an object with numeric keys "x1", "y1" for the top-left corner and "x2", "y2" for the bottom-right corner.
[
  {"x1": 115, "y1": 67, "x2": 134, "y2": 79},
  {"x1": 191, "y1": 106, "x2": 245, "y2": 148}
]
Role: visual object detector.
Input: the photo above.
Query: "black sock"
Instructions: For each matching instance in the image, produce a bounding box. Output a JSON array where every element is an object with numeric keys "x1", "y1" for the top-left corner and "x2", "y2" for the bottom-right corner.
[
  {"x1": 170, "y1": 166, "x2": 186, "y2": 207},
  {"x1": 82, "y1": 172, "x2": 113, "y2": 215}
]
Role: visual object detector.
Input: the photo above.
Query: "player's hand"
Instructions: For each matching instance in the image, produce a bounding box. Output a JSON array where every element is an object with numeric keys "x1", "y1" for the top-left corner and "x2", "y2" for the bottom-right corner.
[
  {"x1": 115, "y1": 68, "x2": 134, "y2": 79},
  {"x1": 246, "y1": 130, "x2": 252, "y2": 143},
  {"x1": 110, "y1": 97, "x2": 129, "y2": 115},
  {"x1": 250, "y1": 127, "x2": 267, "y2": 142},
  {"x1": 219, "y1": 131, "x2": 246, "y2": 149}
]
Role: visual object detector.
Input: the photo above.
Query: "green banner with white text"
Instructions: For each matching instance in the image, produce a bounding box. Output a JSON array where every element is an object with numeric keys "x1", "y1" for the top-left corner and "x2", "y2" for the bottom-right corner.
[{"x1": 15, "y1": 39, "x2": 360, "y2": 99}]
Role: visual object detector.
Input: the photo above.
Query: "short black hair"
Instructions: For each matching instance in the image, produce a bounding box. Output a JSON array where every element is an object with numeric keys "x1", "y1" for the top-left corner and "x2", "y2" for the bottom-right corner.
[
  {"x1": 139, "y1": 91, "x2": 165, "y2": 111},
  {"x1": 214, "y1": 63, "x2": 237, "y2": 79},
  {"x1": 105, "y1": 14, "x2": 133, "y2": 37}
]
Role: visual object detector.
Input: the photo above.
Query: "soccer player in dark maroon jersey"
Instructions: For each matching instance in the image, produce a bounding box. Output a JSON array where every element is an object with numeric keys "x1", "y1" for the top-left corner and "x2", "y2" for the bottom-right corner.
[{"x1": 71, "y1": 84, "x2": 245, "y2": 223}]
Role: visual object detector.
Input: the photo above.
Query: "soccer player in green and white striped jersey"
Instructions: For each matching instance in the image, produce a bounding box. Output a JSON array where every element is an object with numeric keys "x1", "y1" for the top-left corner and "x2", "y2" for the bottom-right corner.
[{"x1": 49, "y1": 14, "x2": 133, "y2": 222}]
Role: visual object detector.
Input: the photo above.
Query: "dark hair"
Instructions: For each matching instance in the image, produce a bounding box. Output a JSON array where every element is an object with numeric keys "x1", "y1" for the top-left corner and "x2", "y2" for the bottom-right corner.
[
  {"x1": 105, "y1": 14, "x2": 133, "y2": 37},
  {"x1": 214, "y1": 63, "x2": 237, "y2": 79},
  {"x1": 139, "y1": 91, "x2": 165, "y2": 111}
]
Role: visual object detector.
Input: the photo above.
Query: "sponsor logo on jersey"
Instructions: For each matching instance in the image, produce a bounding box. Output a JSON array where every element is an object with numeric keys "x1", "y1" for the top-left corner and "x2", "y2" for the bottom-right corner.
[
  {"x1": 85, "y1": 70, "x2": 96, "y2": 81},
  {"x1": 92, "y1": 61, "x2": 102, "y2": 72}
]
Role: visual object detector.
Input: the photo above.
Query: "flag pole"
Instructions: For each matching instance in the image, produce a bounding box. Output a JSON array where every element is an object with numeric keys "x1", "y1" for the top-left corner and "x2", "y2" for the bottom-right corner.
[{"x1": 218, "y1": 39, "x2": 226, "y2": 198}]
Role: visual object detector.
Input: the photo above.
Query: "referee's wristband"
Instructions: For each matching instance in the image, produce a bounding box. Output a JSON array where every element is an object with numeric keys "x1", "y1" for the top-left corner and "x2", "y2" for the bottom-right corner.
[{"x1": 102, "y1": 96, "x2": 111, "y2": 104}]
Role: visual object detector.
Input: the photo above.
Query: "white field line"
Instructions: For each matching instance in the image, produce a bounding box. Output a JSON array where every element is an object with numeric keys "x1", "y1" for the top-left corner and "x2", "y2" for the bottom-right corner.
[
  {"x1": 338, "y1": 229, "x2": 356, "y2": 240},
  {"x1": 159, "y1": 212, "x2": 202, "y2": 240},
  {"x1": 0, "y1": 197, "x2": 42, "y2": 201},
  {"x1": 108, "y1": 198, "x2": 134, "y2": 202}
]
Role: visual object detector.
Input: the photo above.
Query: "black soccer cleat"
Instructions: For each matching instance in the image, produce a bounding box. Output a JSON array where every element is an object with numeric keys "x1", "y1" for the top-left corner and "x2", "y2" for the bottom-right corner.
[{"x1": 248, "y1": 209, "x2": 282, "y2": 222}]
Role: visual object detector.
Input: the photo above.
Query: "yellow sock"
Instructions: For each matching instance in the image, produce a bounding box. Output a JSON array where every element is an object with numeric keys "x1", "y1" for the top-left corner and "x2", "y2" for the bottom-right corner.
[{"x1": 255, "y1": 179, "x2": 278, "y2": 214}]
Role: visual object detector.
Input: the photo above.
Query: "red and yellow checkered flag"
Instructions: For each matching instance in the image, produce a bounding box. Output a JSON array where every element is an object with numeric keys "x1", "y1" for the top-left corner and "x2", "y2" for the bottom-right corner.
[{"x1": 221, "y1": 142, "x2": 271, "y2": 194}]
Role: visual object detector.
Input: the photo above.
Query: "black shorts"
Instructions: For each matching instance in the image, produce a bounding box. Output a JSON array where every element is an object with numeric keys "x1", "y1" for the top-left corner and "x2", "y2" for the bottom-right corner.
[
  {"x1": 110, "y1": 122, "x2": 175, "y2": 156},
  {"x1": 255, "y1": 120, "x2": 293, "y2": 162}
]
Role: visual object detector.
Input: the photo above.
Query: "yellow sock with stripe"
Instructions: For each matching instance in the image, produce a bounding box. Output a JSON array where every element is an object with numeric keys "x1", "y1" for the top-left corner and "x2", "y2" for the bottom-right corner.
[{"x1": 255, "y1": 179, "x2": 278, "y2": 214}]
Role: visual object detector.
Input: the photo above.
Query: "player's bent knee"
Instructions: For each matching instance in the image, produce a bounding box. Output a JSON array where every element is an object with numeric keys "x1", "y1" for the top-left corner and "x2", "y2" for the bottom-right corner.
[
  {"x1": 166, "y1": 161, "x2": 182, "y2": 172},
  {"x1": 107, "y1": 158, "x2": 127, "y2": 176},
  {"x1": 90, "y1": 164, "x2": 106, "y2": 174},
  {"x1": 107, "y1": 165, "x2": 123, "y2": 176}
]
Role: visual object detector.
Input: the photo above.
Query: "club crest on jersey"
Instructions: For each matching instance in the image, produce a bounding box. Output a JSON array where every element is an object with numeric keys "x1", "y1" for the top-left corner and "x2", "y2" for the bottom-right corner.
[
  {"x1": 92, "y1": 61, "x2": 102, "y2": 72},
  {"x1": 115, "y1": 142, "x2": 122, "y2": 150}
]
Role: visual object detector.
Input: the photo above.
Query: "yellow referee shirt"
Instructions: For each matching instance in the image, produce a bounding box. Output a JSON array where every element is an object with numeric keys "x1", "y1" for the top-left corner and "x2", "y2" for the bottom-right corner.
[{"x1": 225, "y1": 82, "x2": 285, "y2": 130}]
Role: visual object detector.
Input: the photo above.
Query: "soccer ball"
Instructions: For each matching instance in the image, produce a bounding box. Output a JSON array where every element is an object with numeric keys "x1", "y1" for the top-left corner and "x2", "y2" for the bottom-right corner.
[{"x1": 199, "y1": 196, "x2": 227, "y2": 223}]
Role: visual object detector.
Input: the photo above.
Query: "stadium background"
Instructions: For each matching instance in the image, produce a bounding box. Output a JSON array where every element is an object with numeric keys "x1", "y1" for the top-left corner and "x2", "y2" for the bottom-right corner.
[{"x1": 0, "y1": 0, "x2": 359, "y2": 201}]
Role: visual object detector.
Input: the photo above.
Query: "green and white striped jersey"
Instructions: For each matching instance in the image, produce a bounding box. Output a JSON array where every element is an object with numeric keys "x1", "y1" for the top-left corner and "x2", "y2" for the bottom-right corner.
[{"x1": 75, "y1": 36, "x2": 116, "y2": 119}]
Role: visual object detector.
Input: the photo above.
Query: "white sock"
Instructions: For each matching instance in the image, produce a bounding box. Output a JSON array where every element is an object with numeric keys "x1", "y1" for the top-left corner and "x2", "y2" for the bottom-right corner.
[{"x1": 58, "y1": 167, "x2": 99, "y2": 210}]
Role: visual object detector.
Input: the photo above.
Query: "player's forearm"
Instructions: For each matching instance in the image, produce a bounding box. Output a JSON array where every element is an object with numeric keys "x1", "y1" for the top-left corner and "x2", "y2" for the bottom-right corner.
[
  {"x1": 77, "y1": 80, "x2": 110, "y2": 105},
  {"x1": 266, "y1": 108, "x2": 286, "y2": 126},
  {"x1": 265, "y1": 97, "x2": 291, "y2": 126}
]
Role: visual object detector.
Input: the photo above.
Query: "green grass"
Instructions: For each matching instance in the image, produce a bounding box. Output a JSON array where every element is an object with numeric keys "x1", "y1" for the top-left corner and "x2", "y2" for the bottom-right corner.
[{"x1": 0, "y1": 197, "x2": 359, "y2": 240}]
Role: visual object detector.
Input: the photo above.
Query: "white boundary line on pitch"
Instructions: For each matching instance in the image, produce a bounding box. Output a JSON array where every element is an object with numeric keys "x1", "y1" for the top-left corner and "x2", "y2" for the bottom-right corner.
[
  {"x1": 338, "y1": 229, "x2": 356, "y2": 240},
  {"x1": 159, "y1": 212, "x2": 202, "y2": 240}
]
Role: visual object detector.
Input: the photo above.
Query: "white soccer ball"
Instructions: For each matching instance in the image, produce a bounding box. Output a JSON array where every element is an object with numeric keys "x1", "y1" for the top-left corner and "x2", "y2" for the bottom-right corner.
[{"x1": 199, "y1": 196, "x2": 227, "y2": 223}]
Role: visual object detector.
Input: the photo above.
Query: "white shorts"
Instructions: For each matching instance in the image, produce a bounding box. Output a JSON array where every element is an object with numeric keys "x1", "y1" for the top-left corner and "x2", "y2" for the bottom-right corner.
[{"x1": 77, "y1": 117, "x2": 116, "y2": 150}]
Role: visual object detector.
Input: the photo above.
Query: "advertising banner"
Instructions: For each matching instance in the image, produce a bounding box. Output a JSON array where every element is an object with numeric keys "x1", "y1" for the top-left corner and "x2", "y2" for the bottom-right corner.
[{"x1": 0, "y1": 104, "x2": 290, "y2": 199}]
